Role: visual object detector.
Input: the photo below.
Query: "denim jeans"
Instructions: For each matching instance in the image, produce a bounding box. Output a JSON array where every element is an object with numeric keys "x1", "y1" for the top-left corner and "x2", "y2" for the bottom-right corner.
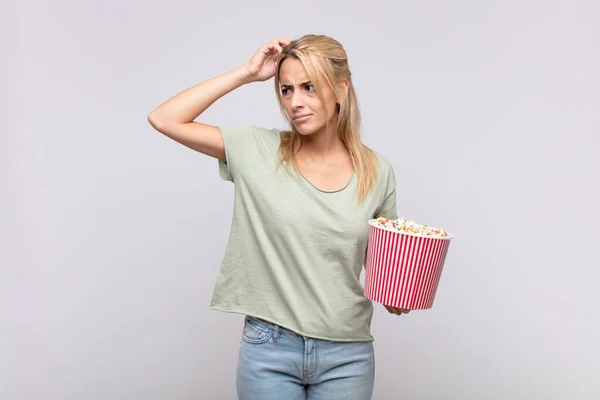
[{"x1": 236, "y1": 315, "x2": 375, "y2": 400}]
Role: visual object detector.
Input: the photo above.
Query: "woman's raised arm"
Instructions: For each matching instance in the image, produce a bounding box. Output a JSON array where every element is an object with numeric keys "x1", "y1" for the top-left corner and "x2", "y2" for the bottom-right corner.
[{"x1": 147, "y1": 37, "x2": 292, "y2": 161}]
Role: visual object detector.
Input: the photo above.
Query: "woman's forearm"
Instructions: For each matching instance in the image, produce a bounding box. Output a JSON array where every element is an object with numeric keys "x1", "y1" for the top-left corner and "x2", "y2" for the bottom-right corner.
[{"x1": 148, "y1": 64, "x2": 253, "y2": 125}]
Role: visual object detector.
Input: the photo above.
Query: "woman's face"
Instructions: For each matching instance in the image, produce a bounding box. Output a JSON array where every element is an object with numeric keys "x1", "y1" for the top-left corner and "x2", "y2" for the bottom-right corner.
[{"x1": 278, "y1": 58, "x2": 338, "y2": 136}]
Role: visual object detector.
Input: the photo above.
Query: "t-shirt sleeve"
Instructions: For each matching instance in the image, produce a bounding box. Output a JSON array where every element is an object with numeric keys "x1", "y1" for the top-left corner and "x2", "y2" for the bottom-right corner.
[
  {"x1": 216, "y1": 126, "x2": 257, "y2": 182},
  {"x1": 374, "y1": 163, "x2": 397, "y2": 220}
]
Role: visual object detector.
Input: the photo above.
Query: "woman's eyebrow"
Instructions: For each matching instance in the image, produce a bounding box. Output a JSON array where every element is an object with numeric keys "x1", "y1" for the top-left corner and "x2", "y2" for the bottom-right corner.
[{"x1": 280, "y1": 81, "x2": 312, "y2": 87}]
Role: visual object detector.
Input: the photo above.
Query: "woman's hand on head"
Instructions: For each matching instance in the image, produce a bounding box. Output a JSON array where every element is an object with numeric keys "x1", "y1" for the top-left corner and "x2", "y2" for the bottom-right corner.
[
  {"x1": 384, "y1": 305, "x2": 411, "y2": 316},
  {"x1": 245, "y1": 37, "x2": 293, "y2": 82}
]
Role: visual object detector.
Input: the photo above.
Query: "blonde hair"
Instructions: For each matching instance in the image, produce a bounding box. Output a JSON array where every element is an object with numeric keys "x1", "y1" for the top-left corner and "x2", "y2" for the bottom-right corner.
[{"x1": 274, "y1": 34, "x2": 379, "y2": 203}]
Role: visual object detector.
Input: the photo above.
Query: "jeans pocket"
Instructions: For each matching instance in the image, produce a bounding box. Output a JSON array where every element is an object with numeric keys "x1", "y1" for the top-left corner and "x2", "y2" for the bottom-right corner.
[{"x1": 242, "y1": 316, "x2": 274, "y2": 344}]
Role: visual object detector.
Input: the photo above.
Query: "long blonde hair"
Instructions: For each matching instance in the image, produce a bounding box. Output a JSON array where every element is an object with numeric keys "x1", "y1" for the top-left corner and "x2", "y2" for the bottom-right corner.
[{"x1": 274, "y1": 34, "x2": 379, "y2": 203}]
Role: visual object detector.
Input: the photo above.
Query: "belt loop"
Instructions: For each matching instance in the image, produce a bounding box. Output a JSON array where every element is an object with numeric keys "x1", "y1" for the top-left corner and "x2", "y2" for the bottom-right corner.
[{"x1": 273, "y1": 324, "x2": 280, "y2": 342}]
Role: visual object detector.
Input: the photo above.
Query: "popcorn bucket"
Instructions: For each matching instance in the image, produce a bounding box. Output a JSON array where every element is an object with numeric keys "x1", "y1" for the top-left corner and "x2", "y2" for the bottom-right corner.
[{"x1": 364, "y1": 220, "x2": 454, "y2": 310}]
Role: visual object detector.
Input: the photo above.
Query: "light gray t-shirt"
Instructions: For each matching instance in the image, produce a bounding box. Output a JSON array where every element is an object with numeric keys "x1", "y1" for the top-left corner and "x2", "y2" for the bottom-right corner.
[{"x1": 210, "y1": 126, "x2": 397, "y2": 341}]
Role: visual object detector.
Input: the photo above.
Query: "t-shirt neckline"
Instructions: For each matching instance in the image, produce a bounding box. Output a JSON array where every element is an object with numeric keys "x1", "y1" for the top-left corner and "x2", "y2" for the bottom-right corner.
[{"x1": 298, "y1": 170, "x2": 356, "y2": 193}]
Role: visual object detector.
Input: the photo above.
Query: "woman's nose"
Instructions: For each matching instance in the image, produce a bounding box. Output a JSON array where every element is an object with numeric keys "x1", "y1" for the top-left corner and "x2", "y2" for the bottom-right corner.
[{"x1": 290, "y1": 91, "x2": 304, "y2": 108}]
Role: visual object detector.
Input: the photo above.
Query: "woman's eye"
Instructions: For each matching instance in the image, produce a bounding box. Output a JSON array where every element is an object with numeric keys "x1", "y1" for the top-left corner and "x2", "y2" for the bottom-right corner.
[
  {"x1": 281, "y1": 88, "x2": 290, "y2": 95},
  {"x1": 305, "y1": 84, "x2": 314, "y2": 92}
]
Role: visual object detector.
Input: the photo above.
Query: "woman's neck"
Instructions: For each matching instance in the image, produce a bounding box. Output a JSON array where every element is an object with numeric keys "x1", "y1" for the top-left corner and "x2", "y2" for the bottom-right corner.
[{"x1": 298, "y1": 123, "x2": 347, "y2": 162}]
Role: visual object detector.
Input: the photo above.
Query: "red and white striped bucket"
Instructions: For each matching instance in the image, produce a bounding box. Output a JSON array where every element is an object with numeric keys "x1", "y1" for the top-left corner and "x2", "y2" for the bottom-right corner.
[{"x1": 364, "y1": 220, "x2": 454, "y2": 310}]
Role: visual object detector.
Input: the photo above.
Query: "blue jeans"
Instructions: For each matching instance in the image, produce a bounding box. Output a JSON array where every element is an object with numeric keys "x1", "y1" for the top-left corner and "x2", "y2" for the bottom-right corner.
[{"x1": 236, "y1": 315, "x2": 375, "y2": 400}]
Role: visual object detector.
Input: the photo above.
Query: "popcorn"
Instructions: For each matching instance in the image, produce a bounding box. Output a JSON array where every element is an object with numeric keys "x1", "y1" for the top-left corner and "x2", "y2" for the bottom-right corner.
[
  {"x1": 374, "y1": 216, "x2": 449, "y2": 238},
  {"x1": 365, "y1": 216, "x2": 454, "y2": 310}
]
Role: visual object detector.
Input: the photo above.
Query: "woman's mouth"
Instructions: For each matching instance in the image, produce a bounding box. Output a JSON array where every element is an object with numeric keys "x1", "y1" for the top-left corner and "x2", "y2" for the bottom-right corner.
[{"x1": 293, "y1": 114, "x2": 312, "y2": 123}]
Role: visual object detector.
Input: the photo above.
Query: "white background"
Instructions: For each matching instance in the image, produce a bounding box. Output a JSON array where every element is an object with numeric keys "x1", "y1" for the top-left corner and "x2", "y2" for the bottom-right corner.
[{"x1": 3, "y1": 0, "x2": 599, "y2": 398}]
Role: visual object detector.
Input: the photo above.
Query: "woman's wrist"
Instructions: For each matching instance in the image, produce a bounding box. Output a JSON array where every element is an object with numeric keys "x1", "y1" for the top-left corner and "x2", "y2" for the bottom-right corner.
[{"x1": 231, "y1": 63, "x2": 255, "y2": 86}]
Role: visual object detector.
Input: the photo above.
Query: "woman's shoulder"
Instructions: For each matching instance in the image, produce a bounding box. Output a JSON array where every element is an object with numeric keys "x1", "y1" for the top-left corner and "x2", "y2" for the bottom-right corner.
[
  {"x1": 222, "y1": 125, "x2": 281, "y2": 137},
  {"x1": 249, "y1": 126, "x2": 283, "y2": 142},
  {"x1": 218, "y1": 125, "x2": 282, "y2": 148},
  {"x1": 252, "y1": 126, "x2": 282, "y2": 135},
  {"x1": 368, "y1": 148, "x2": 396, "y2": 192},
  {"x1": 370, "y1": 149, "x2": 395, "y2": 174}
]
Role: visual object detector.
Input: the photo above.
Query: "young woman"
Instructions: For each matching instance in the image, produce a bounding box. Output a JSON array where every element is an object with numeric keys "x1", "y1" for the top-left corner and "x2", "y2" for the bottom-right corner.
[{"x1": 148, "y1": 34, "x2": 409, "y2": 400}]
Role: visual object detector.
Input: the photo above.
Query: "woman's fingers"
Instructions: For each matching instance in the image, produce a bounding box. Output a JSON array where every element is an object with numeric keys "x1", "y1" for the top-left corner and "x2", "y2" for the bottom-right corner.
[
  {"x1": 273, "y1": 37, "x2": 293, "y2": 47},
  {"x1": 271, "y1": 42, "x2": 283, "y2": 56},
  {"x1": 385, "y1": 305, "x2": 411, "y2": 315},
  {"x1": 260, "y1": 37, "x2": 291, "y2": 59},
  {"x1": 247, "y1": 37, "x2": 290, "y2": 80},
  {"x1": 261, "y1": 43, "x2": 276, "y2": 55},
  {"x1": 262, "y1": 42, "x2": 283, "y2": 59}
]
